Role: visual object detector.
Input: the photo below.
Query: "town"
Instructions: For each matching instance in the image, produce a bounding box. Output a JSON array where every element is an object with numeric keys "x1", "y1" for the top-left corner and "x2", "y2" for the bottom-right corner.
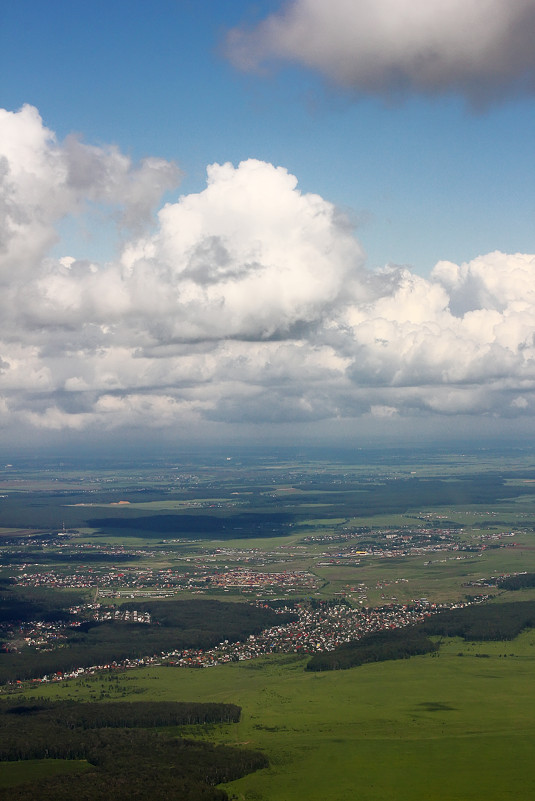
[{"x1": 3, "y1": 596, "x2": 483, "y2": 685}]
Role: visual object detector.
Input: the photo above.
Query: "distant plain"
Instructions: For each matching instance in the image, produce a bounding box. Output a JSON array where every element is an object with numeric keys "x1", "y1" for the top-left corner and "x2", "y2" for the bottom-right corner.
[{"x1": 1, "y1": 446, "x2": 535, "y2": 799}]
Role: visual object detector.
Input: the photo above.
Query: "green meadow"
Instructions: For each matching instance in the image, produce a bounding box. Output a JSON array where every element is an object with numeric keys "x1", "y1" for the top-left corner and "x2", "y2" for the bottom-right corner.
[
  {"x1": 18, "y1": 627, "x2": 535, "y2": 801},
  {"x1": 2, "y1": 450, "x2": 535, "y2": 798}
]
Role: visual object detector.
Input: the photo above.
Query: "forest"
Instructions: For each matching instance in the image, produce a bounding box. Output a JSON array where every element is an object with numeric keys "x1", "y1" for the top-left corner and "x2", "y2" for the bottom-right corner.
[
  {"x1": 306, "y1": 600, "x2": 535, "y2": 671},
  {"x1": 0, "y1": 595, "x2": 295, "y2": 683},
  {"x1": 421, "y1": 599, "x2": 535, "y2": 640},
  {"x1": 496, "y1": 573, "x2": 535, "y2": 591},
  {"x1": 306, "y1": 627, "x2": 437, "y2": 671},
  {"x1": 0, "y1": 582, "x2": 82, "y2": 624},
  {"x1": 0, "y1": 700, "x2": 267, "y2": 800}
]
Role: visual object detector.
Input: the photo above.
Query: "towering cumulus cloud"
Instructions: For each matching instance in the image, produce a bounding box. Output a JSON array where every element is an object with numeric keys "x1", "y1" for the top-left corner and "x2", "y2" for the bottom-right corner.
[
  {"x1": 226, "y1": 0, "x2": 535, "y2": 104},
  {"x1": 0, "y1": 105, "x2": 534, "y2": 439}
]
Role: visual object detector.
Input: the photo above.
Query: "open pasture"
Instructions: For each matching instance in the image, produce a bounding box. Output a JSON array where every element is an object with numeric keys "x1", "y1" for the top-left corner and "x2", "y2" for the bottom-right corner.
[{"x1": 19, "y1": 627, "x2": 535, "y2": 801}]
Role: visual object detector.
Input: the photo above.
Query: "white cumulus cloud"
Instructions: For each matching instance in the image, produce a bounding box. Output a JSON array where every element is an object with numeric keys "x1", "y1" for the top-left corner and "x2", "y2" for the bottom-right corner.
[
  {"x1": 1, "y1": 105, "x2": 535, "y2": 441},
  {"x1": 0, "y1": 104, "x2": 180, "y2": 289}
]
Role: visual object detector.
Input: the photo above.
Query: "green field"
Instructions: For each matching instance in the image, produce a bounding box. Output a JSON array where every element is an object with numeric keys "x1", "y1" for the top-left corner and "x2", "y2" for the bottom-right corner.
[
  {"x1": 2, "y1": 448, "x2": 535, "y2": 798},
  {"x1": 16, "y1": 626, "x2": 535, "y2": 801}
]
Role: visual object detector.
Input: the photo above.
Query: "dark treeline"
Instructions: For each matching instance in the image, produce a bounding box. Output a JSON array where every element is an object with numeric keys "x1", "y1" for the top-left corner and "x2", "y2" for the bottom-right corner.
[
  {"x1": 0, "y1": 701, "x2": 267, "y2": 801},
  {"x1": 306, "y1": 600, "x2": 535, "y2": 671},
  {"x1": 497, "y1": 573, "x2": 535, "y2": 591},
  {"x1": 86, "y1": 511, "x2": 296, "y2": 539},
  {"x1": 420, "y1": 600, "x2": 535, "y2": 640},
  {"x1": 120, "y1": 598, "x2": 295, "y2": 630},
  {"x1": 1, "y1": 700, "x2": 240, "y2": 735},
  {"x1": 0, "y1": 599, "x2": 295, "y2": 683},
  {"x1": 306, "y1": 627, "x2": 437, "y2": 671},
  {"x1": 0, "y1": 585, "x2": 83, "y2": 624},
  {"x1": 0, "y1": 551, "x2": 140, "y2": 564},
  {"x1": 285, "y1": 473, "x2": 535, "y2": 518}
]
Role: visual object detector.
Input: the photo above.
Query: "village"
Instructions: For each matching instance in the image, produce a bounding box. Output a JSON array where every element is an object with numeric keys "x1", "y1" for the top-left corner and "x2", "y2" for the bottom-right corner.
[
  {"x1": 162, "y1": 598, "x2": 459, "y2": 668},
  {"x1": 11, "y1": 525, "x2": 490, "y2": 596},
  {"x1": 4, "y1": 596, "x2": 479, "y2": 685},
  {"x1": 13, "y1": 564, "x2": 322, "y2": 595},
  {"x1": 0, "y1": 516, "x2": 522, "y2": 687}
]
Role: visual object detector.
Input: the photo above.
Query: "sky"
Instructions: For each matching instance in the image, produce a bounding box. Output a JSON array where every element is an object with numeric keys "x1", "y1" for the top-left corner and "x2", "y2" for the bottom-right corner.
[{"x1": 1, "y1": 0, "x2": 535, "y2": 451}]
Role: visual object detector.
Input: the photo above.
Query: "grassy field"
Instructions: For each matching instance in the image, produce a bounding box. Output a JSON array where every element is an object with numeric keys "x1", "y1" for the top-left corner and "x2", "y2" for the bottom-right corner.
[
  {"x1": 16, "y1": 627, "x2": 535, "y2": 801},
  {"x1": 2, "y1": 449, "x2": 535, "y2": 797}
]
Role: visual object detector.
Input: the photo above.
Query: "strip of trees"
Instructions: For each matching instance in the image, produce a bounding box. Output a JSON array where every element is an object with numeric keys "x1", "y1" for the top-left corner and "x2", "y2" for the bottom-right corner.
[
  {"x1": 2, "y1": 700, "x2": 241, "y2": 731},
  {"x1": 0, "y1": 597, "x2": 296, "y2": 684},
  {"x1": 0, "y1": 700, "x2": 266, "y2": 801},
  {"x1": 420, "y1": 600, "x2": 535, "y2": 641},
  {"x1": 307, "y1": 600, "x2": 535, "y2": 671},
  {"x1": 497, "y1": 573, "x2": 535, "y2": 591},
  {"x1": 306, "y1": 627, "x2": 437, "y2": 671}
]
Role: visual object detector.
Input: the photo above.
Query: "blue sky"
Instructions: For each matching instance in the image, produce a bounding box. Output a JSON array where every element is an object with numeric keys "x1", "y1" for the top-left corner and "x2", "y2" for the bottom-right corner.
[
  {"x1": 1, "y1": 0, "x2": 535, "y2": 448},
  {"x1": 3, "y1": 0, "x2": 534, "y2": 273}
]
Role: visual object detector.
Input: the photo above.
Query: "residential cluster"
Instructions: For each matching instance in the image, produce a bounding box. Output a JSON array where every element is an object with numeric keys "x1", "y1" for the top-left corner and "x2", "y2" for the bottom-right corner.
[
  {"x1": 5, "y1": 595, "x2": 477, "y2": 685},
  {"x1": 50, "y1": 600, "x2": 453, "y2": 679},
  {"x1": 1, "y1": 620, "x2": 71, "y2": 652},
  {"x1": 93, "y1": 608, "x2": 151, "y2": 624},
  {"x1": 207, "y1": 569, "x2": 319, "y2": 593},
  {"x1": 14, "y1": 564, "x2": 320, "y2": 596},
  {"x1": 165, "y1": 600, "x2": 451, "y2": 667},
  {"x1": 315, "y1": 527, "x2": 462, "y2": 563}
]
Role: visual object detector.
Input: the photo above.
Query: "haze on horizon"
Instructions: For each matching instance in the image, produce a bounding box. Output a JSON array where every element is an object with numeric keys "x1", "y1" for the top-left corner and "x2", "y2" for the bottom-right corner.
[{"x1": 1, "y1": 0, "x2": 535, "y2": 452}]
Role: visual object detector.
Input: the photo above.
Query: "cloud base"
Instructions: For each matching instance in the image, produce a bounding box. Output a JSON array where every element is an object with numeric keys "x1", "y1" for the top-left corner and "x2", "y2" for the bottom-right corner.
[{"x1": 226, "y1": 0, "x2": 535, "y2": 106}]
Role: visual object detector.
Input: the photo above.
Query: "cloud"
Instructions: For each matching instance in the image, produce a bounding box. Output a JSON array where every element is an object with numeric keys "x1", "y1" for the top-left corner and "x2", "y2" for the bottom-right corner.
[
  {"x1": 119, "y1": 158, "x2": 366, "y2": 342},
  {"x1": 1, "y1": 105, "x2": 535, "y2": 440},
  {"x1": 0, "y1": 104, "x2": 180, "y2": 289},
  {"x1": 226, "y1": 0, "x2": 535, "y2": 105}
]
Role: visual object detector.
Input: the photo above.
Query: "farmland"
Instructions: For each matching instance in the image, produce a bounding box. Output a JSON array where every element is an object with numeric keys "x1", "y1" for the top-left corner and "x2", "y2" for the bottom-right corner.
[{"x1": 1, "y1": 444, "x2": 535, "y2": 799}]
